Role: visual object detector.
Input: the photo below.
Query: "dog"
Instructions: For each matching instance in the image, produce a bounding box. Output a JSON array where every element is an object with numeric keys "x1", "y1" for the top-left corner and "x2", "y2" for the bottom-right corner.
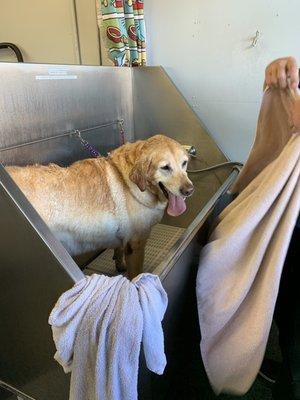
[{"x1": 6, "y1": 134, "x2": 194, "y2": 278}]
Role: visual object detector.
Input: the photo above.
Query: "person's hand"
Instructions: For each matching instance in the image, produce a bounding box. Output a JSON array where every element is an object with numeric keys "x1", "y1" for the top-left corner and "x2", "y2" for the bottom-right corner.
[{"x1": 265, "y1": 57, "x2": 299, "y2": 89}]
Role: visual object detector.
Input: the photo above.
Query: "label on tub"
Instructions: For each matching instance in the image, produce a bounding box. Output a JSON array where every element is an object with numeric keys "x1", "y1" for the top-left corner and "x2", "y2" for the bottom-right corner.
[{"x1": 36, "y1": 67, "x2": 77, "y2": 80}]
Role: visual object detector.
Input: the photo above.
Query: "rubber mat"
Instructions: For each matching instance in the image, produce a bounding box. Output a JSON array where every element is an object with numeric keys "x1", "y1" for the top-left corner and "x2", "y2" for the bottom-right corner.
[{"x1": 86, "y1": 224, "x2": 185, "y2": 276}]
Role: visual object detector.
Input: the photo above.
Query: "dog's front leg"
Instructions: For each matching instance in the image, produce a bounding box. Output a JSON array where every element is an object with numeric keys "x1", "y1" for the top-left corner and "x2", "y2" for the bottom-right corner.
[
  {"x1": 125, "y1": 239, "x2": 147, "y2": 280},
  {"x1": 113, "y1": 247, "x2": 126, "y2": 272}
]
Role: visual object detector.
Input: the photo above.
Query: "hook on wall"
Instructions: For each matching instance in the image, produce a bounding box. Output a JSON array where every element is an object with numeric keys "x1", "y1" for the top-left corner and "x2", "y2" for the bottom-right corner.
[{"x1": 251, "y1": 30, "x2": 260, "y2": 48}]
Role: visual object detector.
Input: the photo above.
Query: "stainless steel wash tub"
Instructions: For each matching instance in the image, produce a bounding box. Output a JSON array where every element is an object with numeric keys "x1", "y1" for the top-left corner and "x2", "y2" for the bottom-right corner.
[{"x1": 0, "y1": 63, "x2": 238, "y2": 399}]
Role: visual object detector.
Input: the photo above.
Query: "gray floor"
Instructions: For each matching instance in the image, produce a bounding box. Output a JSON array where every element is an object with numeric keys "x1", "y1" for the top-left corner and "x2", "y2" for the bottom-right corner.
[
  {"x1": 0, "y1": 317, "x2": 281, "y2": 400},
  {"x1": 160, "y1": 270, "x2": 281, "y2": 400}
]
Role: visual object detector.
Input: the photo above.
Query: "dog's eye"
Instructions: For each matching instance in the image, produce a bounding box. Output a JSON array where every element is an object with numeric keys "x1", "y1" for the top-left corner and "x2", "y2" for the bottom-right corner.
[
  {"x1": 182, "y1": 160, "x2": 188, "y2": 168},
  {"x1": 161, "y1": 165, "x2": 171, "y2": 171}
]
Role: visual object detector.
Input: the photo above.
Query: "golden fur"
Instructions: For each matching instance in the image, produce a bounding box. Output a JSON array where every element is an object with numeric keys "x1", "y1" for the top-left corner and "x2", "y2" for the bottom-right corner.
[{"x1": 6, "y1": 135, "x2": 194, "y2": 278}]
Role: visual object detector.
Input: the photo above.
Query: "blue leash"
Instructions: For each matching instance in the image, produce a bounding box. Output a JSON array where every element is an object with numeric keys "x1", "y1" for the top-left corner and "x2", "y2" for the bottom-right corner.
[
  {"x1": 73, "y1": 119, "x2": 125, "y2": 158},
  {"x1": 74, "y1": 130, "x2": 101, "y2": 158}
]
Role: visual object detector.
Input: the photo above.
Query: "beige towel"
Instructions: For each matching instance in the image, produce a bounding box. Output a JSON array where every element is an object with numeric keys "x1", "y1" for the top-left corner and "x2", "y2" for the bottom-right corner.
[{"x1": 196, "y1": 87, "x2": 300, "y2": 395}]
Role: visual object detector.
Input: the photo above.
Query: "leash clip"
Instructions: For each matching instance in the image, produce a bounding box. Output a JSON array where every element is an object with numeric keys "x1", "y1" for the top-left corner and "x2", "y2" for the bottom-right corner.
[{"x1": 73, "y1": 129, "x2": 82, "y2": 139}]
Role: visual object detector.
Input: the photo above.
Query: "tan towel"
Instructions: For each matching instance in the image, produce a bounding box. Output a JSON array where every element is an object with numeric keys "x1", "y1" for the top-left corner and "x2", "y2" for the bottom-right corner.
[{"x1": 196, "y1": 87, "x2": 300, "y2": 395}]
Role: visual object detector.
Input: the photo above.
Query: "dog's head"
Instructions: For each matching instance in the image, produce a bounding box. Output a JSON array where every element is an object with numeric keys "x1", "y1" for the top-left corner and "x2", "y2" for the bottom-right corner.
[{"x1": 129, "y1": 135, "x2": 194, "y2": 216}]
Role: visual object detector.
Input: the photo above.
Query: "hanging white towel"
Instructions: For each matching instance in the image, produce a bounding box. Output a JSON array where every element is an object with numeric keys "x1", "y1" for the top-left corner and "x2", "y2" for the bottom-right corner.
[
  {"x1": 49, "y1": 273, "x2": 168, "y2": 400},
  {"x1": 196, "y1": 87, "x2": 300, "y2": 395}
]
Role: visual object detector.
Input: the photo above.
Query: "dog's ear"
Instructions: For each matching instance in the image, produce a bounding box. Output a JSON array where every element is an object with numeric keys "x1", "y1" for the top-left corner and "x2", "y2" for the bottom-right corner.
[
  {"x1": 129, "y1": 160, "x2": 147, "y2": 192},
  {"x1": 129, "y1": 155, "x2": 155, "y2": 192}
]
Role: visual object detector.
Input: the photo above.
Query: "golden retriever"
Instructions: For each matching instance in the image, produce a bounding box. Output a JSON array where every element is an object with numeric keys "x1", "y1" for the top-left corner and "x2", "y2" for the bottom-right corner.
[{"x1": 6, "y1": 134, "x2": 194, "y2": 278}]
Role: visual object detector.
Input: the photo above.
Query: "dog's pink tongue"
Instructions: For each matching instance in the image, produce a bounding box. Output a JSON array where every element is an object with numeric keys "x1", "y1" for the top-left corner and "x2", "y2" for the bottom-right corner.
[{"x1": 167, "y1": 194, "x2": 186, "y2": 216}]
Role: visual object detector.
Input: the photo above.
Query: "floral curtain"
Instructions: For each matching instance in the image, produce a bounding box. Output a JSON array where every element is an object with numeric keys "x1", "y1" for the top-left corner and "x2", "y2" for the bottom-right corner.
[{"x1": 97, "y1": 0, "x2": 146, "y2": 67}]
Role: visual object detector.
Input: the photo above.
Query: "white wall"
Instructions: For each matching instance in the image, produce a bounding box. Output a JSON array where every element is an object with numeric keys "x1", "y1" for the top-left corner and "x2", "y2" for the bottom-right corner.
[
  {"x1": 145, "y1": 0, "x2": 300, "y2": 161},
  {"x1": 0, "y1": 0, "x2": 100, "y2": 65}
]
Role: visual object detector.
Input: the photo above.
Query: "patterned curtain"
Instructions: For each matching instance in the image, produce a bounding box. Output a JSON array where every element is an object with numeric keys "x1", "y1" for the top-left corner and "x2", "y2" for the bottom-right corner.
[{"x1": 97, "y1": 0, "x2": 146, "y2": 67}]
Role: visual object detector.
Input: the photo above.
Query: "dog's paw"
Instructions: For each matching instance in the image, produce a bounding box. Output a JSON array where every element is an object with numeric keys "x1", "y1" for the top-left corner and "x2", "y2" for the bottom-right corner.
[
  {"x1": 115, "y1": 261, "x2": 127, "y2": 273},
  {"x1": 113, "y1": 248, "x2": 127, "y2": 273}
]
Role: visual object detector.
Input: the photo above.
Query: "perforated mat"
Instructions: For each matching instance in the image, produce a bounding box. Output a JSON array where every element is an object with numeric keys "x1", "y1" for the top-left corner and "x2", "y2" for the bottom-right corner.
[{"x1": 86, "y1": 224, "x2": 185, "y2": 276}]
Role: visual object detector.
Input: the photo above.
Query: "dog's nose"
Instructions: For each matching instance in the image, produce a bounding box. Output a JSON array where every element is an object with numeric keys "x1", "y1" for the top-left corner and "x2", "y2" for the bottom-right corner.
[{"x1": 180, "y1": 184, "x2": 194, "y2": 197}]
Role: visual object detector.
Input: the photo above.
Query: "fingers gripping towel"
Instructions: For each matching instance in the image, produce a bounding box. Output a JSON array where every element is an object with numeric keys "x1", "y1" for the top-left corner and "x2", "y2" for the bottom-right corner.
[
  {"x1": 197, "y1": 87, "x2": 300, "y2": 395},
  {"x1": 49, "y1": 273, "x2": 168, "y2": 400}
]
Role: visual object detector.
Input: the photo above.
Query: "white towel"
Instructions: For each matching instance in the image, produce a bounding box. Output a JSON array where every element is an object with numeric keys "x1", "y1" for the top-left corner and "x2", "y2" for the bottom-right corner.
[
  {"x1": 49, "y1": 273, "x2": 168, "y2": 400},
  {"x1": 196, "y1": 87, "x2": 300, "y2": 395}
]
